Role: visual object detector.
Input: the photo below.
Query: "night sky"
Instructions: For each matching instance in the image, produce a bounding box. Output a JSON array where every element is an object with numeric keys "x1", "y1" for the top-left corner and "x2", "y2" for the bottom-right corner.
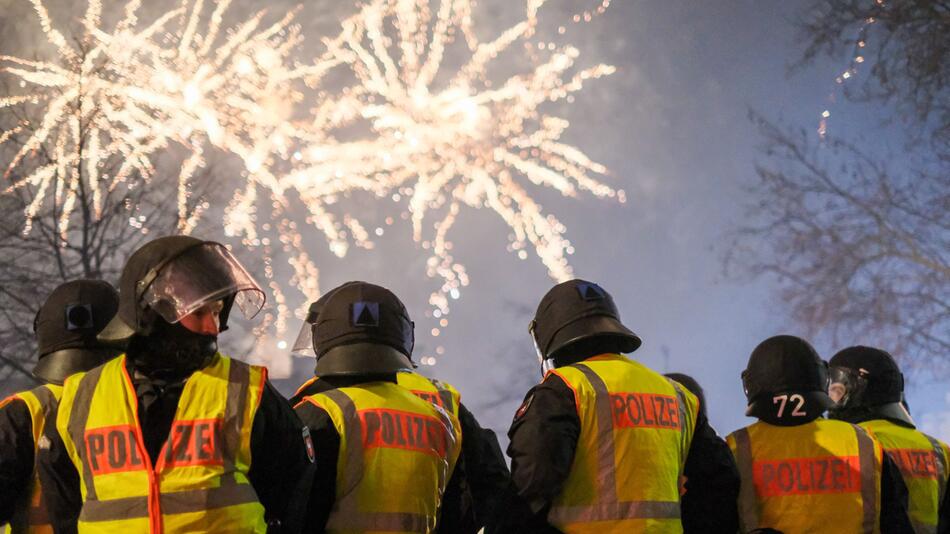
[{"x1": 2, "y1": 0, "x2": 945, "y2": 445}]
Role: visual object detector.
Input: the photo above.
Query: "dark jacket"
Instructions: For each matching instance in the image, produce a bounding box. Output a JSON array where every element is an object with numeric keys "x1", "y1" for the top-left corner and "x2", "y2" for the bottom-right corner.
[
  {"x1": 0, "y1": 396, "x2": 37, "y2": 526},
  {"x1": 37, "y1": 356, "x2": 313, "y2": 534},
  {"x1": 492, "y1": 368, "x2": 741, "y2": 533}
]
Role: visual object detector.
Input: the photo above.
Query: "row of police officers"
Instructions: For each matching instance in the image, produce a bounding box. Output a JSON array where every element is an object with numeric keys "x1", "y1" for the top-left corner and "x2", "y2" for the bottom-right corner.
[{"x1": 0, "y1": 234, "x2": 947, "y2": 533}]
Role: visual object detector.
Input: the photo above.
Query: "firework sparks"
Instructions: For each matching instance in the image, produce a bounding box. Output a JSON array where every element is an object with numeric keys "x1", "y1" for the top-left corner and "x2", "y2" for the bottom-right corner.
[
  {"x1": 1, "y1": 0, "x2": 339, "y2": 340},
  {"x1": 288, "y1": 0, "x2": 621, "y2": 328}
]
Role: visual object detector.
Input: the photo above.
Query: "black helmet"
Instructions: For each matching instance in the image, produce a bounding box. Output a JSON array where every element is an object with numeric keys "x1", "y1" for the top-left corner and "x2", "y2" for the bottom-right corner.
[
  {"x1": 32, "y1": 280, "x2": 121, "y2": 384},
  {"x1": 530, "y1": 279, "x2": 641, "y2": 366},
  {"x1": 290, "y1": 281, "x2": 361, "y2": 357},
  {"x1": 828, "y1": 346, "x2": 912, "y2": 426},
  {"x1": 99, "y1": 235, "x2": 265, "y2": 343},
  {"x1": 311, "y1": 282, "x2": 414, "y2": 376},
  {"x1": 741, "y1": 335, "x2": 834, "y2": 421}
]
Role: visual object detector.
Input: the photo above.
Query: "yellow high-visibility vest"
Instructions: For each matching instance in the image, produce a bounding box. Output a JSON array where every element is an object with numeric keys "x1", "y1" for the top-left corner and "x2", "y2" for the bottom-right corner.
[
  {"x1": 727, "y1": 419, "x2": 884, "y2": 534},
  {"x1": 860, "y1": 419, "x2": 949, "y2": 534},
  {"x1": 1, "y1": 384, "x2": 62, "y2": 534},
  {"x1": 56, "y1": 354, "x2": 267, "y2": 533},
  {"x1": 298, "y1": 381, "x2": 462, "y2": 533},
  {"x1": 544, "y1": 353, "x2": 699, "y2": 534},
  {"x1": 295, "y1": 371, "x2": 462, "y2": 418}
]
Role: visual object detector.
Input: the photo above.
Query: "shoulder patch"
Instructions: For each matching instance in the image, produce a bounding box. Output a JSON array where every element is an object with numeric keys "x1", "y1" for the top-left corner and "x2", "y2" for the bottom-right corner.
[
  {"x1": 514, "y1": 392, "x2": 535, "y2": 421},
  {"x1": 302, "y1": 426, "x2": 315, "y2": 463}
]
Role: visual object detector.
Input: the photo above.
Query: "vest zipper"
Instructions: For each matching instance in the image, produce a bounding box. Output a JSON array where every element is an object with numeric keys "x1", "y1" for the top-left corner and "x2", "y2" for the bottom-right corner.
[{"x1": 120, "y1": 360, "x2": 164, "y2": 534}]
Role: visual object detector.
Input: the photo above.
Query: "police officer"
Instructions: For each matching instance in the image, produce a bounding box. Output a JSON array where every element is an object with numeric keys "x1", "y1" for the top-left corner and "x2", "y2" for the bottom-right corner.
[
  {"x1": 828, "y1": 345, "x2": 950, "y2": 533},
  {"x1": 663, "y1": 371, "x2": 739, "y2": 532},
  {"x1": 726, "y1": 335, "x2": 913, "y2": 533},
  {"x1": 0, "y1": 280, "x2": 120, "y2": 533},
  {"x1": 38, "y1": 235, "x2": 313, "y2": 533},
  {"x1": 496, "y1": 279, "x2": 740, "y2": 533},
  {"x1": 293, "y1": 281, "x2": 462, "y2": 532},
  {"x1": 290, "y1": 281, "x2": 509, "y2": 532}
]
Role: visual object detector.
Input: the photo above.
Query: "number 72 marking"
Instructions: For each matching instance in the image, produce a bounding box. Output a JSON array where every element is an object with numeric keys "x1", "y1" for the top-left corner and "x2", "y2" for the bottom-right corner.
[{"x1": 772, "y1": 394, "x2": 807, "y2": 417}]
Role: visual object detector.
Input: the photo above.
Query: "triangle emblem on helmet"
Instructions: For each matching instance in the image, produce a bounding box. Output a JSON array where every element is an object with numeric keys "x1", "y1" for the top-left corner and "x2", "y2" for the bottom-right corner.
[
  {"x1": 352, "y1": 302, "x2": 380, "y2": 327},
  {"x1": 577, "y1": 282, "x2": 605, "y2": 301}
]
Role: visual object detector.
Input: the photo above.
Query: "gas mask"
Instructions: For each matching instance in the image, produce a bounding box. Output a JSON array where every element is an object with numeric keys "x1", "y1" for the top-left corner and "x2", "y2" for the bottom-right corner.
[
  {"x1": 828, "y1": 366, "x2": 869, "y2": 409},
  {"x1": 128, "y1": 318, "x2": 217, "y2": 379}
]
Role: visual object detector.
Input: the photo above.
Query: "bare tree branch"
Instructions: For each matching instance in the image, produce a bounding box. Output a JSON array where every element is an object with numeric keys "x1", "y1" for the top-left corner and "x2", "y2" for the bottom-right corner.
[{"x1": 728, "y1": 112, "x2": 949, "y2": 372}]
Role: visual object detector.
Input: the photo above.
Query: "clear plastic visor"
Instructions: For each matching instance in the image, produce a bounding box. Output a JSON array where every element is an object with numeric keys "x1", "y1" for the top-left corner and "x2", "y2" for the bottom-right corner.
[
  {"x1": 292, "y1": 320, "x2": 317, "y2": 357},
  {"x1": 529, "y1": 320, "x2": 554, "y2": 378},
  {"x1": 141, "y1": 243, "x2": 265, "y2": 324}
]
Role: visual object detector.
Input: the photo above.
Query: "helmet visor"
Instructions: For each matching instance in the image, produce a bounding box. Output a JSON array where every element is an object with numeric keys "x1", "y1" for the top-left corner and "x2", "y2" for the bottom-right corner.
[
  {"x1": 292, "y1": 321, "x2": 317, "y2": 357},
  {"x1": 141, "y1": 243, "x2": 265, "y2": 324},
  {"x1": 828, "y1": 366, "x2": 867, "y2": 407}
]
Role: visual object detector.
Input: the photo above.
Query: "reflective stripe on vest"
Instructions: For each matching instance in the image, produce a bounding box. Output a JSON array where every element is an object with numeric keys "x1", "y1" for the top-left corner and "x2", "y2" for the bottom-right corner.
[
  {"x1": 860, "y1": 419, "x2": 949, "y2": 534},
  {"x1": 546, "y1": 354, "x2": 696, "y2": 530},
  {"x1": 729, "y1": 420, "x2": 880, "y2": 534},
  {"x1": 302, "y1": 383, "x2": 461, "y2": 533},
  {"x1": 9, "y1": 384, "x2": 60, "y2": 534},
  {"x1": 396, "y1": 372, "x2": 461, "y2": 418},
  {"x1": 57, "y1": 354, "x2": 266, "y2": 533}
]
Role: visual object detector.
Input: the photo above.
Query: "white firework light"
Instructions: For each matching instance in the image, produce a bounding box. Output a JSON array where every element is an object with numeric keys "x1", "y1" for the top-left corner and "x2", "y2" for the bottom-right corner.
[
  {"x1": 2, "y1": 0, "x2": 621, "y2": 361},
  {"x1": 291, "y1": 0, "x2": 621, "y2": 327}
]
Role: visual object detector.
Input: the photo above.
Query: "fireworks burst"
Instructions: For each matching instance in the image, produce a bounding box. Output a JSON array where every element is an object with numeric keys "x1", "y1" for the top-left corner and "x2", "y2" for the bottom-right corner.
[
  {"x1": 2, "y1": 0, "x2": 621, "y2": 365},
  {"x1": 288, "y1": 0, "x2": 621, "y2": 324}
]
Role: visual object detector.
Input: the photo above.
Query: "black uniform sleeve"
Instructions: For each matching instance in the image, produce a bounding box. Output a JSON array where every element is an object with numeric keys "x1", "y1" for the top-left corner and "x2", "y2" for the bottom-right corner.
[
  {"x1": 0, "y1": 397, "x2": 34, "y2": 524},
  {"x1": 680, "y1": 412, "x2": 740, "y2": 533},
  {"x1": 293, "y1": 399, "x2": 339, "y2": 533},
  {"x1": 456, "y1": 401, "x2": 510, "y2": 527},
  {"x1": 879, "y1": 452, "x2": 914, "y2": 533},
  {"x1": 490, "y1": 374, "x2": 578, "y2": 533},
  {"x1": 36, "y1": 403, "x2": 81, "y2": 534},
  {"x1": 438, "y1": 448, "x2": 477, "y2": 533},
  {"x1": 248, "y1": 380, "x2": 315, "y2": 534}
]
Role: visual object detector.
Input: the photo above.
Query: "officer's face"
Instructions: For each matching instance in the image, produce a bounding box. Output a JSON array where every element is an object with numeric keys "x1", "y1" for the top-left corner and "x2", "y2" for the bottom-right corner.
[{"x1": 179, "y1": 300, "x2": 224, "y2": 335}]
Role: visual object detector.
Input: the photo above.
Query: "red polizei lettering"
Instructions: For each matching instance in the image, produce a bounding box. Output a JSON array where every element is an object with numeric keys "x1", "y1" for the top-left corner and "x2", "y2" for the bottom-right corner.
[
  {"x1": 753, "y1": 456, "x2": 862, "y2": 497},
  {"x1": 360, "y1": 408, "x2": 448, "y2": 457},
  {"x1": 888, "y1": 449, "x2": 939, "y2": 479},
  {"x1": 161, "y1": 419, "x2": 225, "y2": 468},
  {"x1": 84, "y1": 425, "x2": 144, "y2": 475},
  {"x1": 610, "y1": 392, "x2": 681, "y2": 430}
]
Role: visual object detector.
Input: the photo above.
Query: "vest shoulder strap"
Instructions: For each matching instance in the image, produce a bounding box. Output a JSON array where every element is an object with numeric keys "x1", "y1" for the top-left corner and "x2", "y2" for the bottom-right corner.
[
  {"x1": 922, "y1": 432, "x2": 949, "y2": 508},
  {"x1": 849, "y1": 423, "x2": 879, "y2": 534}
]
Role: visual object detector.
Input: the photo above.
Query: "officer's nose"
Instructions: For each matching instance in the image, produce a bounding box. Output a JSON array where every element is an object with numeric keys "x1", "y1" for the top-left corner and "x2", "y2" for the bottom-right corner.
[{"x1": 180, "y1": 306, "x2": 221, "y2": 335}]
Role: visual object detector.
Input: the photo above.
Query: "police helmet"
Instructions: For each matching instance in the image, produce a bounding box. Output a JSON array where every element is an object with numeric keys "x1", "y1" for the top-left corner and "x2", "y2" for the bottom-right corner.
[
  {"x1": 32, "y1": 280, "x2": 121, "y2": 384},
  {"x1": 311, "y1": 281, "x2": 414, "y2": 376},
  {"x1": 828, "y1": 345, "x2": 912, "y2": 426},
  {"x1": 530, "y1": 279, "x2": 641, "y2": 366},
  {"x1": 98, "y1": 235, "x2": 265, "y2": 343},
  {"x1": 741, "y1": 335, "x2": 835, "y2": 419}
]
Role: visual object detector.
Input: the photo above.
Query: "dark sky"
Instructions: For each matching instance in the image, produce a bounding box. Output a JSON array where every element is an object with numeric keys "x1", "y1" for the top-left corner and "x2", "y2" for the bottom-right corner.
[{"x1": 3, "y1": 0, "x2": 946, "y2": 443}]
